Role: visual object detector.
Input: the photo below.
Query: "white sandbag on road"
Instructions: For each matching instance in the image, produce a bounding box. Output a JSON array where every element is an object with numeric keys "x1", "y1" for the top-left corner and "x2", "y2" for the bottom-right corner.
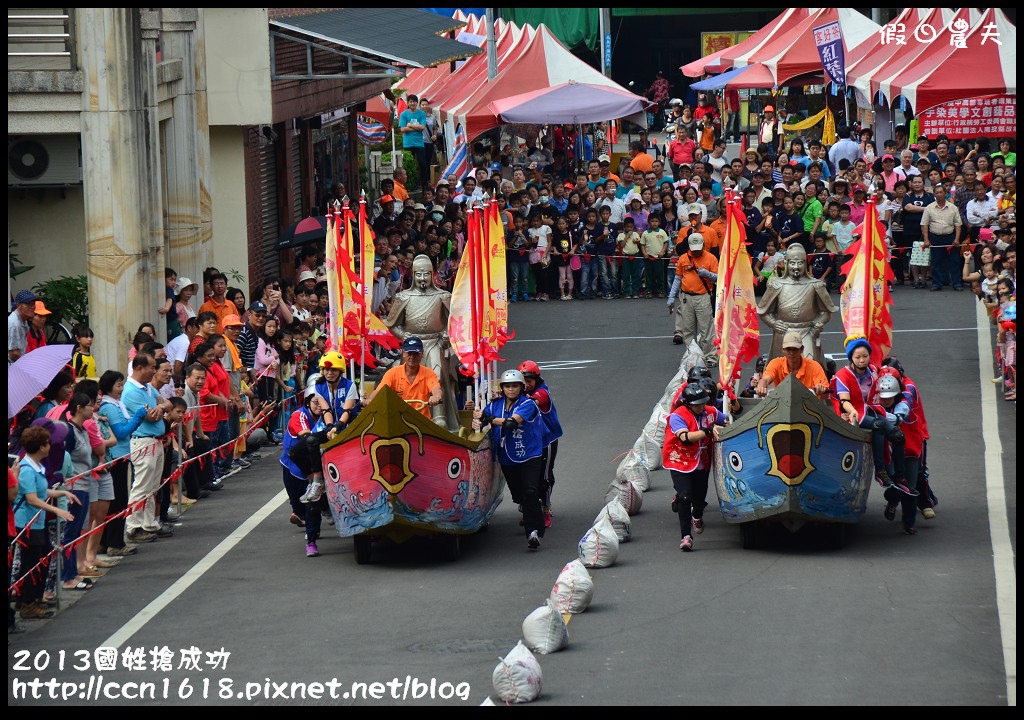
[
  {"x1": 605, "y1": 476, "x2": 643, "y2": 515},
  {"x1": 522, "y1": 599, "x2": 569, "y2": 654},
  {"x1": 616, "y1": 449, "x2": 651, "y2": 491},
  {"x1": 595, "y1": 499, "x2": 632, "y2": 543},
  {"x1": 548, "y1": 559, "x2": 594, "y2": 614},
  {"x1": 578, "y1": 514, "x2": 620, "y2": 568},
  {"x1": 492, "y1": 641, "x2": 543, "y2": 704}
]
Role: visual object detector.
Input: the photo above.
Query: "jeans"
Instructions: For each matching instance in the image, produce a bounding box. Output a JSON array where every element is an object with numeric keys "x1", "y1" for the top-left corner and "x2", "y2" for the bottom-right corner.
[
  {"x1": 670, "y1": 467, "x2": 710, "y2": 538},
  {"x1": 622, "y1": 255, "x2": 643, "y2": 295},
  {"x1": 859, "y1": 408, "x2": 905, "y2": 478},
  {"x1": 599, "y1": 256, "x2": 619, "y2": 297},
  {"x1": 210, "y1": 420, "x2": 230, "y2": 473},
  {"x1": 580, "y1": 257, "x2": 599, "y2": 296},
  {"x1": 509, "y1": 261, "x2": 530, "y2": 299},
  {"x1": 61, "y1": 489, "x2": 91, "y2": 581},
  {"x1": 929, "y1": 233, "x2": 955, "y2": 289}
]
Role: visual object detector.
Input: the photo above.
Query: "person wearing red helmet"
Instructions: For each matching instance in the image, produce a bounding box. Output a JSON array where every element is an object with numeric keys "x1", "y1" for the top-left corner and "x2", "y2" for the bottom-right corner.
[{"x1": 518, "y1": 361, "x2": 563, "y2": 528}]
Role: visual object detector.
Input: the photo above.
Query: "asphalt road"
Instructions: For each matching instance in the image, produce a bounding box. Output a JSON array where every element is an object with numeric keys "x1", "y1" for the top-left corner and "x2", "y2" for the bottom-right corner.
[{"x1": 8, "y1": 285, "x2": 1016, "y2": 706}]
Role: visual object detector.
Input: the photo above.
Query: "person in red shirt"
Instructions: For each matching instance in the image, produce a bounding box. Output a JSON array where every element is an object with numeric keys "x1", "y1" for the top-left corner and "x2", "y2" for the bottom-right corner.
[
  {"x1": 194, "y1": 338, "x2": 231, "y2": 481},
  {"x1": 724, "y1": 87, "x2": 741, "y2": 143},
  {"x1": 25, "y1": 301, "x2": 51, "y2": 354},
  {"x1": 693, "y1": 94, "x2": 720, "y2": 154}
]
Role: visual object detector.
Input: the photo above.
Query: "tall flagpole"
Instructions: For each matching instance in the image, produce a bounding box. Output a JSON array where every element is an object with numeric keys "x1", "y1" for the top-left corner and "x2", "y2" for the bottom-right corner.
[{"x1": 358, "y1": 191, "x2": 366, "y2": 393}]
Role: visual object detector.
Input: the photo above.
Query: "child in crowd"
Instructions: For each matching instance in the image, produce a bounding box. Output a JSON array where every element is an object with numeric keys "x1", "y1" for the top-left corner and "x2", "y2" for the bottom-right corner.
[
  {"x1": 528, "y1": 211, "x2": 552, "y2": 301},
  {"x1": 506, "y1": 213, "x2": 531, "y2": 302},
  {"x1": 754, "y1": 238, "x2": 785, "y2": 285},
  {"x1": 551, "y1": 215, "x2": 574, "y2": 301},
  {"x1": 810, "y1": 232, "x2": 834, "y2": 287},
  {"x1": 72, "y1": 326, "x2": 97, "y2": 379},
  {"x1": 641, "y1": 213, "x2": 670, "y2": 298},
  {"x1": 157, "y1": 267, "x2": 177, "y2": 333},
  {"x1": 910, "y1": 237, "x2": 932, "y2": 289},
  {"x1": 618, "y1": 217, "x2": 644, "y2": 298}
]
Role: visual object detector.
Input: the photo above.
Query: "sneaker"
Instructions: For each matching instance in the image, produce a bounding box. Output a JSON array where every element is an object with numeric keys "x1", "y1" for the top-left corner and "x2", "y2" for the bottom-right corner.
[
  {"x1": 992, "y1": 375, "x2": 1004, "y2": 383},
  {"x1": 680, "y1": 535, "x2": 694, "y2": 552},
  {"x1": 306, "y1": 541, "x2": 320, "y2": 557},
  {"x1": 8, "y1": 622, "x2": 26, "y2": 634},
  {"x1": 289, "y1": 512, "x2": 305, "y2": 528},
  {"x1": 126, "y1": 529, "x2": 157, "y2": 543},
  {"x1": 509, "y1": 295, "x2": 517, "y2": 303},
  {"x1": 670, "y1": 495, "x2": 679, "y2": 513},
  {"x1": 543, "y1": 510, "x2": 553, "y2": 528},
  {"x1": 207, "y1": 479, "x2": 224, "y2": 491},
  {"x1": 892, "y1": 480, "x2": 920, "y2": 497},
  {"x1": 527, "y1": 530, "x2": 541, "y2": 549},
  {"x1": 300, "y1": 480, "x2": 324, "y2": 503},
  {"x1": 105, "y1": 545, "x2": 137, "y2": 557},
  {"x1": 902, "y1": 525, "x2": 918, "y2": 536},
  {"x1": 921, "y1": 507, "x2": 936, "y2": 520},
  {"x1": 691, "y1": 515, "x2": 704, "y2": 534},
  {"x1": 153, "y1": 526, "x2": 174, "y2": 538},
  {"x1": 244, "y1": 451, "x2": 262, "y2": 461},
  {"x1": 231, "y1": 458, "x2": 252, "y2": 470},
  {"x1": 875, "y1": 470, "x2": 894, "y2": 488},
  {"x1": 884, "y1": 503, "x2": 897, "y2": 521}
]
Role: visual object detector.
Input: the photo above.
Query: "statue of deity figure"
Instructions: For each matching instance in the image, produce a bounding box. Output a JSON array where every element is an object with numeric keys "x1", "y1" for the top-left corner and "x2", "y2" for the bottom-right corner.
[
  {"x1": 383, "y1": 254, "x2": 459, "y2": 428},
  {"x1": 757, "y1": 244, "x2": 837, "y2": 365}
]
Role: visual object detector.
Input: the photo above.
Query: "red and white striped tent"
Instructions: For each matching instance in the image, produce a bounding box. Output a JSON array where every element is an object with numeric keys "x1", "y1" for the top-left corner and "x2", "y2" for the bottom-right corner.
[
  {"x1": 847, "y1": 8, "x2": 1016, "y2": 114},
  {"x1": 682, "y1": 8, "x2": 879, "y2": 89}
]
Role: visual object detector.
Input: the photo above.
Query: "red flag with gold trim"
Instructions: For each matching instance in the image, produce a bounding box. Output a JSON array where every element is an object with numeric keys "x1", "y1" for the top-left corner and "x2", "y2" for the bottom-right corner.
[
  {"x1": 840, "y1": 196, "x2": 894, "y2": 367},
  {"x1": 714, "y1": 191, "x2": 760, "y2": 388}
]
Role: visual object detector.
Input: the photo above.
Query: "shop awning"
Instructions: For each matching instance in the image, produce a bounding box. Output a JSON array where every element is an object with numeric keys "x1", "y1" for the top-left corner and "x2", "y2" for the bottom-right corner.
[{"x1": 271, "y1": 8, "x2": 483, "y2": 79}]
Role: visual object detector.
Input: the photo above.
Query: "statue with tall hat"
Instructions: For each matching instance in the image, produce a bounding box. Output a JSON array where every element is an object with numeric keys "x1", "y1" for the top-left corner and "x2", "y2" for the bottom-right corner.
[
  {"x1": 756, "y1": 243, "x2": 837, "y2": 365},
  {"x1": 383, "y1": 254, "x2": 459, "y2": 428}
]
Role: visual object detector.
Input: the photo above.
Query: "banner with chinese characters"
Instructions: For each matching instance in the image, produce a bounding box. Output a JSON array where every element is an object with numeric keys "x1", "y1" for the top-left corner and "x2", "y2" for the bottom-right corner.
[
  {"x1": 812, "y1": 21, "x2": 846, "y2": 90},
  {"x1": 918, "y1": 95, "x2": 1016, "y2": 138}
]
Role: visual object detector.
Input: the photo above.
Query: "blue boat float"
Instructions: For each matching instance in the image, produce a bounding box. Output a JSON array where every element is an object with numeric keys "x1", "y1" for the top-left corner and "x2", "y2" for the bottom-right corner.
[{"x1": 713, "y1": 375, "x2": 874, "y2": 548}]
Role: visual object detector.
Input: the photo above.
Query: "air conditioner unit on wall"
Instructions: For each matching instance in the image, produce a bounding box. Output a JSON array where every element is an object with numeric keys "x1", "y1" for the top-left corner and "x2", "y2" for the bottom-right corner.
[{"x1": 8, "y1": 135, "x2": 82, "y2": 187}]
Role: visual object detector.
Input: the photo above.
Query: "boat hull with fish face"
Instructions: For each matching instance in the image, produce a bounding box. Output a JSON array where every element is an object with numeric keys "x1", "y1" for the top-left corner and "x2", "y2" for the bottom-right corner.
[
  {"x1": 713, "y1": 375, "x2": 874, "y2": 547},
  {"x1": 319, "y1": 385, "x2": 503, "y2": 561}
]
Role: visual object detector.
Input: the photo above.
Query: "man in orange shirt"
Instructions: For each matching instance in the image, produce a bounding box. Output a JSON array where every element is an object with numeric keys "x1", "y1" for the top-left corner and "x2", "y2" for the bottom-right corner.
[
  {"x1": 198, "y1": 272, "x2": 234, "y2": 331},
  {"x1": 392, "y1": 167, "x2": 410, "y2": 203},
  {"x1": 667, "y1": 230, "x2": 719, "y2": 366},
  {"x1": 755, "y1": 331, "x2": 829, "y2": 397},
  {"x1": 362, "y1": 336, "x2": 442, "y2": 420},
  {"x1": 628, "y1": 140, "x2": 655, "y2": 175}
]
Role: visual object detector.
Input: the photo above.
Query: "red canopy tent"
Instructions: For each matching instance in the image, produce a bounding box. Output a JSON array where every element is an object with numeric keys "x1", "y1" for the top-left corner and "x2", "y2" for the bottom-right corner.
[
  {"x1": 681, "y1": 8, "x2": 810, "y2": 78},
  {"x1": 865, "y1": 8, "x2": 1016, "y2": 114}
]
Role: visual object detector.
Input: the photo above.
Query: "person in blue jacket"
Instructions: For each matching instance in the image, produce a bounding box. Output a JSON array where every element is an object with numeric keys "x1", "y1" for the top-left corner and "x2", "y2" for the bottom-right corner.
[
  {"x1": 518, "y1": 360, "x2": 562, "y2": 528},
  {"x1": 281, "y1": 384, "x2": 333, "y2": 557},
  {"x1": 473, "y1": 369, "x2": 546, "y2": 550}
]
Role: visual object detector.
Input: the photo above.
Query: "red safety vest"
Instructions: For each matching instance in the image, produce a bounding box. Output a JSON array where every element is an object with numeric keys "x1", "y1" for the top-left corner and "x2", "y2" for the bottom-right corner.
[
  {"x1": 662, "y1": 404, "x2": 718, "y2": 472},
  {"x1": 831, "y1": 365, "x2": 883, "y2": 420}
]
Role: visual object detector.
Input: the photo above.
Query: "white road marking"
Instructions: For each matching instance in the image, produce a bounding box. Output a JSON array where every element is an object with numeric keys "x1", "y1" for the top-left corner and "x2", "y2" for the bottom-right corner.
[
  {"x1": 535, "y1": 360, "x2": 599, "y2": 371},
  {"x1": 101, "y1": 489, "x2": 289, "y2": 649},
  {"x1": 974, "y1": 300, "x2": 1016, "y2": 706},
  {"x1": 510, "y1": 328, "x2": 977, "y2": 343}
]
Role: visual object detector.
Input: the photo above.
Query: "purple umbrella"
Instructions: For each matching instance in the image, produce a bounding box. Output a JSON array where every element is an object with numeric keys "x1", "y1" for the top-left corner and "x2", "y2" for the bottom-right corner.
[
  {"x1": 7, "y1": 344, "x2": 73, "y2": 418},
  {"x1": 488, "y1": 81, "x2": 654, "y2": 127}
]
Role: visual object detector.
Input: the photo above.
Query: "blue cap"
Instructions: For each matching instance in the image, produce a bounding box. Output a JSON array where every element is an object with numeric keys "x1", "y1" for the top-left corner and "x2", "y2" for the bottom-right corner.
[
  {"x1": 489, "y1": 161, "x2": 503, "y2": 172},
  {"x1": 15, "y1": 289, "x2": 38, "y2": 305},
  {"x1": 401, "y1": 336, "x2": 424, "y2": 353},
  {"x1": 248, "y1": 301, "x2": 268, "y2": 313}
]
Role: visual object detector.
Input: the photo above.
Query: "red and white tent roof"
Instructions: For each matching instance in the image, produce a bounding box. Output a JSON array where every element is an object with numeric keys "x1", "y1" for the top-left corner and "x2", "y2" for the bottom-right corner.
[
  {"x1": 442, "y1": 24, "x2": 635, "y2": 140},
  {"x1": 683, "y1": 8, "x2": 879, "y2": 88},
  {"x1": 853, "y1": 8, "x2": 1016, "y2": 114}
]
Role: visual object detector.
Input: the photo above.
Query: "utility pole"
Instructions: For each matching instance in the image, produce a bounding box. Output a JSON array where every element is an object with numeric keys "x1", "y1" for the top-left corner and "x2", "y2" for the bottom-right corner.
[
  {"x1": 485, "y1": 8, "x2": 497, "y2": 80},
  {"x1": 599, "y1": 8, "x2": 612, "y2": 78}
]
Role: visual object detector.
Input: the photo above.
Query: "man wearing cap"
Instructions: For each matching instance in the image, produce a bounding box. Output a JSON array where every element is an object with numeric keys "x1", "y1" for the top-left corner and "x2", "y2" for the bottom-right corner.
[
  {"x1": 597, "y1": 154, "x2": 620, "y2": 185},
  {"x1": 372, "y1": 195, "x2": 399, "y2": 236},
  {"x1": 667, "y1": 230, "x2": 719, "y2": 364},
  {"x1": 9, "y1": 289, "x2": 38, "y2": 363},
  {"x1": 848, "y1": 187, "x2": 868, "y2": 226},
  {"x1": 758, "y1": 106, "x2": 784, "y2": 159},
  {"x1": 199, "y1": 272, "x2": 235, "y2": 332},
  {"x1": 363, "y1": 336, "x2": 442, "y2": 420},
  {"x1": 238, "y1": 301, "x2": 267, "y2": 383},
  {"x1": 879, "y1": 154, "x2": 906, "y2": 192},
  {"x1": 755, "y1": 331, "x2": 829, "y2": 398},
  {"x1": 25, "y1": 300, "x2": 51, "y2": 354},
  {"x1": 383, "y1": 255, "x2": 457, "y2": 427}
]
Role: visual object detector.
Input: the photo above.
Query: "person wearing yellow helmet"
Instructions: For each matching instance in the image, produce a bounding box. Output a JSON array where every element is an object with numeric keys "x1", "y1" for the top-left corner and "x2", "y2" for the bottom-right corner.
[{"x1": 314, "y1": 350, "x2": 359, "y2": 429}]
